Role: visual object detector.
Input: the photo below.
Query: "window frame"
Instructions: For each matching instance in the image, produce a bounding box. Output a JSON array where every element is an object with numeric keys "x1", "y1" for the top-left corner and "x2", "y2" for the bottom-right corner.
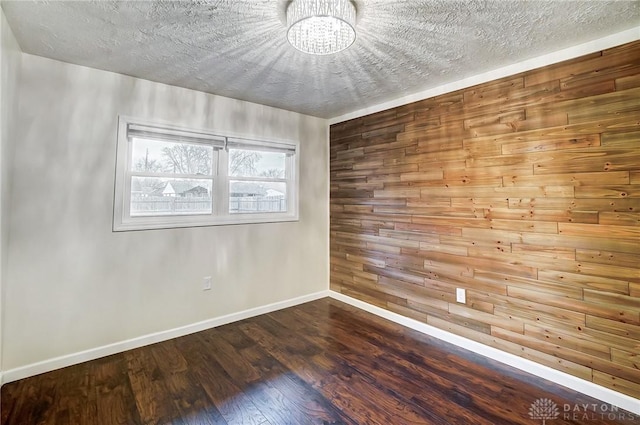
[{"x1": 113, "y1": 116, "x2": 299, "y2": 231}]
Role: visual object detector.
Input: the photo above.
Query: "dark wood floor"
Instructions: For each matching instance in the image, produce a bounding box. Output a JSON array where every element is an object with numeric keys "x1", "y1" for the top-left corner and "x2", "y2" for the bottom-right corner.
[{"x1": 1, "y1": 298, "x2": 636, "y2": 424}]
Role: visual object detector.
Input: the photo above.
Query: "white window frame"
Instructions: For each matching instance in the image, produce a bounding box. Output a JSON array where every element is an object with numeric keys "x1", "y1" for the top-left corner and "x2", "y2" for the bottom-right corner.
[{"x1": 113, "y1": 116, "x2": 299, "y2": 231}]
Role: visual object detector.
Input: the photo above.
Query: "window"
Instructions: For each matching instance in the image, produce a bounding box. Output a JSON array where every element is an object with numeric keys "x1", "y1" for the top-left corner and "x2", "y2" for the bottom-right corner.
[{"x1": 113, "y1": 116, "x2": 299, "y2": 231}]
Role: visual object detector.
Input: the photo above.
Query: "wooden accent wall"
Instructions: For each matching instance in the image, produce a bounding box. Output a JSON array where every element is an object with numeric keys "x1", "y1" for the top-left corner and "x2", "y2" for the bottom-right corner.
[{"x1": 330, "y1": 41, "x2": 640, "y2": 398}]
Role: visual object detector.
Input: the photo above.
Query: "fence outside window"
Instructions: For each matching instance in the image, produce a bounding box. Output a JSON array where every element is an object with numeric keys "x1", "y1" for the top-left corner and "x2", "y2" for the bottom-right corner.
[{"x1": 131, "y1": 195, "x2": 286, "y2": 215}]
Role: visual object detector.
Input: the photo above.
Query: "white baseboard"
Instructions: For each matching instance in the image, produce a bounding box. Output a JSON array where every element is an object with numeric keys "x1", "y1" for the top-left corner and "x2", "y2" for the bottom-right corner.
[
  {"x1": 1, "y1": 290, "x2": 330, "y2": 385},
  {"x1": 329, "y1": 290, "x2": 640, "y2": 416}
]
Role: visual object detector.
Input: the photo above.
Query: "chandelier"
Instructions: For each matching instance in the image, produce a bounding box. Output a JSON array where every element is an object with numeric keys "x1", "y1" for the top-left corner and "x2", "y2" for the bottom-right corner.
[{"x1": 286, "y1": 0, "x2": 357, "y2": 55}]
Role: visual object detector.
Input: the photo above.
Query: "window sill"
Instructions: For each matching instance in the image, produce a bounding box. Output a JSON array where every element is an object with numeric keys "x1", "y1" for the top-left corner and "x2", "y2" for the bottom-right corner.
[{"x1": 112, "y1": 213, "x2": 299, "y2": 232}]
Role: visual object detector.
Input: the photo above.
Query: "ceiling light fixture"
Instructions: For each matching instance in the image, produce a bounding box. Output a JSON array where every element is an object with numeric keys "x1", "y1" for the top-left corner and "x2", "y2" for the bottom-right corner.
[{"x1": 286, "y1": 0, "x2": 357, "y2": 55}]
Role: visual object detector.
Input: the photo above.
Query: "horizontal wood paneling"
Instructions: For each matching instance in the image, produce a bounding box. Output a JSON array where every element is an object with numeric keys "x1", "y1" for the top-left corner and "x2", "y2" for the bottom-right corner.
[{"x1": 330, "y1": 41, "x2": 640, "y2": 398}]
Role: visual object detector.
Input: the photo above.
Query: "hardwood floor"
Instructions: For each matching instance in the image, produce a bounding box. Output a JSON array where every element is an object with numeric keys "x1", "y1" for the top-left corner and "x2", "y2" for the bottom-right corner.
[{"x1": 1, "y1": 298, "x2": 636, "y2": 424}]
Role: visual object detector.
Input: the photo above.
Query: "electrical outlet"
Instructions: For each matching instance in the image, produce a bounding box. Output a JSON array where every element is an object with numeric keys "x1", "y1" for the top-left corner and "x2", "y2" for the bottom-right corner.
[
  {"x1": 456, "y1": 288, "x2": 466, "y2": 304},
  {"x1": 203, "y1": 276, "x2": 212, "y2": 291}
]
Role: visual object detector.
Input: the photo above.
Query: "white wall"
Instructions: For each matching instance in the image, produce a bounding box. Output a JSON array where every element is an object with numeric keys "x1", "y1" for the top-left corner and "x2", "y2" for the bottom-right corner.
[
  {"x1": 3, "y1": 53, "x2": 328, "y2": 371},
  {"x1": 0, "y1": 9, "x2": 22, "y2": 380}
]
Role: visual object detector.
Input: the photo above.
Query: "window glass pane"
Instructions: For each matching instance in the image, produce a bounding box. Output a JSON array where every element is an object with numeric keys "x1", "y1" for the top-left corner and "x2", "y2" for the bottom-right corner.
[
  {"x1": 229, "y1": 181, "x2": 287, "y2": 214},
  {"x1": 131, "y1": 138, "x2": 213, "y2": 176},
  {"x1": 228, "y1": 149, "x2": 286, "y2": 178},
  {"x1": 131, "y1": 177, "x2": 212, "y2": 216}
]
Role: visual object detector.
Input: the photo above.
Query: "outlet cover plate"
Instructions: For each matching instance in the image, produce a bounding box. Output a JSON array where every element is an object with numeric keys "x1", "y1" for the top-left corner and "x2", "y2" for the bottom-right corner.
[
  {"x1": 203, "y1": 276, "x2": 212, "y2": 291},
  {"x1": 456, "y1": 288, "x2": 466, "y2": 303}
]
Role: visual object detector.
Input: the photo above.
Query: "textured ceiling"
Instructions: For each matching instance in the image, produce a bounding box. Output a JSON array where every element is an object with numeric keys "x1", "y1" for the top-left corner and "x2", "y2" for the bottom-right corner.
[{"x1": 2, "y1": 1, "x2": 639, "y2": 119}]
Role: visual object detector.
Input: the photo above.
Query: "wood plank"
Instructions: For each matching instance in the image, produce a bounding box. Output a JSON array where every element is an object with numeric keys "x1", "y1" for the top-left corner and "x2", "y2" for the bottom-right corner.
[
  {"x1": 593, "y1": 371, "x2": 640, "y2": 399},
  {"x1": 394, "y1": 222, "x2": 462, "y2": 237},
  {"x1": 568, "y1": 96, "x2": 640, "y2": 124},
  {"x1": 363, "y1": 138, "x2": 418, "y2": 154},
  {"x1": 450, "y1": 197, "x2": 508, "y2": 209},
  {"x1": 463, "y1": 109, "x2": 525, "y2": 129},
  {"x1": 586, "y1": 315, "x2": 640, "y2": 341},
  {"x1": 524, "y1": 47, "x2": 636, "y2": 86},
  {"x1": 504, "y1": 170, "x2": 628, "y2": 187},
  {"x1": 149, "y1": 341, "x2": 224, "y2": 425},
  {"x1": 489, "y1": 218, "x2": 558, "y2": 234},
  {"x1": 491, "y1": 298, "x2": 586, "y2": 330},
  {"x1": 522, "y1": 232, "x2": 640, "y2": 254},
  {"x1": 491, "y1": 327, "x2": 640, "y2": 385},
  {"x1": 558, "y1": 222, "x2": 640, "y2": 240},
  {"x1": 336, "y1": 163, "x2": 418, "y2": 178},
  {"x1": 616, "y1": 73, "x2": 640, "y2": 90},
  {"x1": 583, "y1": 289, "x2": 640, "y2": 309},
  {"x1": 461, "y1": 227, "x2": 523, "y2": 244},
  {"x1": 537, "y1": 269, "x2": 629, "y2": 294},
  {"x1": 602, "y1": 130, "x2": 640, "y2": 147},
  {"x1": 484, "y1": 269, "x2": 582, "y2": 298},
  {"x1": 124, "y1": 347, "x2": 178, "y2": 424},
  {"x1": 373, "y1": 188, "x2": 421, "y2": 198},
  {"x1": 523, "y1": 324, "x2": 611, "y2": 360},
  {"x1": 576, "y1": 248, "x2": 640, "y2": 269},
  {"x1": 495, "y1": 304, "x2": 639, "y2": 354},
  {"x1": 432, "y1": 273, "x2": 508, "y2": 297},
  {"x1": 508, "y1": 286, "x2": 639, "y2": 325},
  {"x1": 463, "y1": 80, "x2": 561, "y2": 111},
  {"x1": 425, "y1": 249, "x2": 539, "y2": 279},
  {"x1": 436, "y1": 174, "x2": 503, "y2": 188},
  {"x1": 1, "y1": 369, "x2": 66, "y2": 425},
  {"x1": 374, "y1": 205, "x2": 481, "y2": 218},
  {"x1": 508, "y1": 110, "x2": 568, "y2": 133},
  {"x1": 487, "y1": 207, "x2": 598, "y2": 224},
  {"x1": 404, "y1": 128, "x2": 466, "y2": 149},
  {"x1": 361, "y1": 124, "x2": 405, "y2": 139},
  {"x1": 361, "y1": 112, "x2": 415, "y2": 133},
  {"x1": 501, "y1": 134, "x2": 600, "y2": 155},
  {"x1": 533, "y1": 147, "x2": 640, "y2": 175},
  {"x1": 611, "y1": 349, "x2": 640, "y2": 371},
  {"x1": 576, "y1": 185, "x2": 640, "y2": 199},
  {"x1": 344, "y1": 253, "x2": 386, "y2": 268},
  {"x1": 411, "y1": 132, "x2": 466, "y2": 153},
  {"x1": 508, "y1": 197, "x2": 640, "y2": 212},
  {"x1": 473, "y1": 246, "x2": 634, "y2": 282},
  {"x1": 421, "y1": 185, "x2": 574, "y2": 198},
  {"x1": 462, "y1": 77, "x2": 525, "y2": 106},
  {"x1": 561, "y1": 64, "x2": 640, "y2": 90},
  {"x1": 52, "y1": 363, "x2": 98, "y2": 425},
  {"x1": 95, "y1": 356, "x2": 142, "y2": 425},
  {"x1": 406, "y1": 147, "x2": 470, "y2": 162},
  {"x1": 399, "y1": 170, "x2": 444, "y2": 182},
  {"x1": 419, "y1": 241, "x2": 469, "y2": 256},
  {"x1": 364, "y1": 264, "x2": 425, "y2": 286},
  {"x1": 431, "y1": 315, "x2": 594, "y2": 381},
  {"x1": 495, "y1": 292, "x2": 585, "y2": 325},
  {"x1": 378, "y1": 228, "x2": 440, "y2": 243},
  {"x1": 472, "y1": 111, "x2": 640, "y2": 145},
  {"x1": 598, "y1": 211, "x2": 640, "y2": 226},
  {"x1": 448, "y1": 304, "x2": 524, "y2": 333},
  {"x1": 575, "y1": 261, "x2": 640, "y2": 283}
]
